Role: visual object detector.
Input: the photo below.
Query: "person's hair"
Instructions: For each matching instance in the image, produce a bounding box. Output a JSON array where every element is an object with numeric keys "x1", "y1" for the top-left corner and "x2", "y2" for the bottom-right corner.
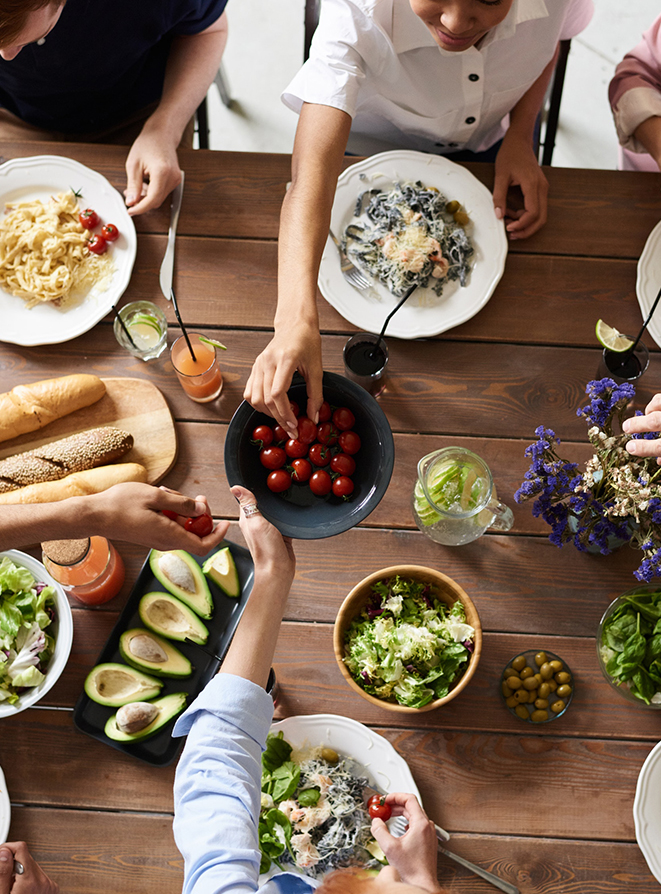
[
  {"x1": 0, "y1": 0, "x2": 62, "y2": 48},
  {"x1": 316, "y1": 869, "x2": 375, "y2": 894}
]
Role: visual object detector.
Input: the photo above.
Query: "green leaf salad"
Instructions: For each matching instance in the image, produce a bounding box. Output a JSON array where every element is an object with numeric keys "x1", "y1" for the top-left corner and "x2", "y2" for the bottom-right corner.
[
  {"x1": 343, "y1": 575, "x2": 475, "y2": 708},
  {"x1": 0, "y1": 556, "x2": 57, "y2": 704},
  {"x1": 599, "y1": 589, "x2": 661, "y2": 705}
]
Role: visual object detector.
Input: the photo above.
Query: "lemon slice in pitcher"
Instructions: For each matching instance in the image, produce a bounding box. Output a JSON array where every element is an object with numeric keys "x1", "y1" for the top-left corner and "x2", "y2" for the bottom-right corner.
[{"x1": 595, "y1": 320, "x2": 634, "y2": 352}]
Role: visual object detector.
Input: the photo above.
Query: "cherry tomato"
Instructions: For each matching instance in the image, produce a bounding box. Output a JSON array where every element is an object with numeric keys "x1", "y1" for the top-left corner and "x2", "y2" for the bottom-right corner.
[
  {"x1": 332, "y1": 476, "x2": 354, "y2": 498},
  {"x1": 273, "y1": 424, "x2": 288, "y2": 443},
  {"x1": 309, "y1": 469, "x2": 332, "y2": 496},
  {"x1": 332, "y1": 407, "x2": 355, "y2": 432},
  {"x1": 338, "y1": 430, "x2": 361, "y2": 455},
  {"x1": 309, "y1": 443, "x2": 330, "y2": 467},
  {"x1": 87, "y1": 233, "x2": 107, "y2": 254},
  {"x1": 251, "y1": 425, "x2": 273, "y2": 448},
  {"x1": 79, "y1": 208, "x2": 99, "y2": 230},
  {"x1": 317, "y1": 422, "x2": 338, "y2": 447},
  {"x1": 318, "y1": 401, "x2": 332, "y2": 422},
  {"x1": 297, "y1": 417, "x2": 317, "y2": 445},
  {"x1": 367, "y1": 796, "x2": 392, "y2": 822},
  {"x1": 184, "y1": 514, "x2": 214, "y2": 537},
  {"x1": 101, "y1": 223, "x2": 119, "y2": 242},
  {"x1": 330, "y1": 453, "x2": 356, "y2": 476},
  {"x1": 267, "y1": 469, "x2": 292, "y2": 493},
  {"x1": 260, "y1": 446, "x2": 287, "y2": 470},
  {"x1": 289, "y1": 401, "x2": 300, "y2": 418},
  {"x1": 291, "y1": 458, "x2": 312, "y2": 483},
  {"x1": 285, "y1": 438, "x2": 308, "y2": 459},
  {"x1": 162, "y1": 509, "x2": 178, "y2": 521}
]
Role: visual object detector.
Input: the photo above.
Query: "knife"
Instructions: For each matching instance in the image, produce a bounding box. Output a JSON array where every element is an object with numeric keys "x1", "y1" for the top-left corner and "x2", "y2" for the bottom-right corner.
[{"x1": 159, "y1": 171, "x2": 185, "y2": 301}]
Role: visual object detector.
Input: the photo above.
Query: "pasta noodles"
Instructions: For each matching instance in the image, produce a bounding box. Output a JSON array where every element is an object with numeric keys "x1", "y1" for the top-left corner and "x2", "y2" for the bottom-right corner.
[{"x1": 0, "y1": 191, "x2": 113, "y2": 308}]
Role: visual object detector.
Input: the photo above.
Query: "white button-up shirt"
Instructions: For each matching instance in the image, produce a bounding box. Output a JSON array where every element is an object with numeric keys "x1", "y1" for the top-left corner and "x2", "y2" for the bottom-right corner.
[{"x1": 283, "y1": 0, "x2": 593, "y2": 156}]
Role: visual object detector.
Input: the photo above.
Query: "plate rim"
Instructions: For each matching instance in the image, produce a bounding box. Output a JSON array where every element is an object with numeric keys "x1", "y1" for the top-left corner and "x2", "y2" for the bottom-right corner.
[
  {"x1": 0, "y1": 763, "x2": 10, "y2": 844},
  {"x1": 637, "y1": 219, "x2": 661, "y2": 350},
  {"x1": 320, "y1": 149, "x2": 508, "y2": 339},
  {"x1": 0, "y1": 154, "x2": 137, "y2": 347},
  {"x1": 633, "y1": 738, "x2": 661, "y2": 883}
]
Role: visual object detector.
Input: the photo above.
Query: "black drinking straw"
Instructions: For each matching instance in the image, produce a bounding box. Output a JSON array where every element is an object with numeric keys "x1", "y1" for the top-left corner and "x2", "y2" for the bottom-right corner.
[
  {"x1": 371, "y1": 283, "x2": 417, "y2": 357},
  {"x1": 185, "y1": 636, "x2": 222, "y2": 662},
  {"x1": 170, "y1": 287, "x2": 196, "y2": 362},
  {"x1": 624, "y1": 284, "x2": 661, "y2": 357},
  {"x1": 112, "y1": 304, "x2": 138, "y2": 350}
]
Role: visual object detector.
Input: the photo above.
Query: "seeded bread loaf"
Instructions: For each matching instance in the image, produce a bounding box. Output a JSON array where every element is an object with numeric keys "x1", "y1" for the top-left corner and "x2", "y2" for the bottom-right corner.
[
  {"x1": 0, "y1": 462, "x2": 148, "y2": 504},
  {"x1": 0, "y1": 427, "x2": 134, "y2": 493},
  {"x1": 0, "y1": 374, "x2": 106, "y2": 444}
]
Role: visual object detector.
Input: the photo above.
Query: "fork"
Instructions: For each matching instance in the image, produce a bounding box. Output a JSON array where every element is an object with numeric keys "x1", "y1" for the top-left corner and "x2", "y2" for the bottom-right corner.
[
  {"x1": 390, "y1": 815, "x2": 520, "y2": 894},
  {"x1": 329, "y1": 228, "x2": 372, "y2": 290}
]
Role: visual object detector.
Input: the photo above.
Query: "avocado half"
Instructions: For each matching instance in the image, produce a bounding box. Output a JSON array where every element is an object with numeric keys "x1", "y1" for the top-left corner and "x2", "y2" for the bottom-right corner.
[
  {"x1": 139, "y1": 592, "x2": 209, "y2": 644},
  {"x1": 119, "y1": 628, "x2": 192, "y2": 678},
  {"x1": 149, "y1": 549, "x2": 214, "y2": 618},
  {"x1": 84, "y1": 662, "x2": 163, "y2": 707},
  {"x1": 104, "y1": 692, "x2": 188, "y2": 743},
  {"x1": 202, "y1": 546, "x2": 240, "y2": 598}
]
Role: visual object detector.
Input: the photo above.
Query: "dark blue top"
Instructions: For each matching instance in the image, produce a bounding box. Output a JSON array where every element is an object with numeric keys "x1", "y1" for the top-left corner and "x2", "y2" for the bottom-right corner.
[{"x1": 0, "y1": 0, "x2": 228, "y2": 133}]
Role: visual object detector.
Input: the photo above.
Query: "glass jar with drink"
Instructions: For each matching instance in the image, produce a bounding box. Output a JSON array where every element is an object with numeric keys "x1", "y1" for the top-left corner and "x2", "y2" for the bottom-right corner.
[
  {"x1": 114, "y1": 300, "x2": 168, "y2": 360},
  {"x1": 171, "y1": 333, "x2": 224, "y2": 402},
  {"x1": 41, "y1": 537, "x2": 125, "y2": 606}
]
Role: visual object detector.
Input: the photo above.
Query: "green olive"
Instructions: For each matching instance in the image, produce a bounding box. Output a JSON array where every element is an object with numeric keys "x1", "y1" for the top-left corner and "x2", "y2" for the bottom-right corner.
[
  {"x1": 520, "y1": 666, "x2": 534, "y2": 680},
  {"x1": 534, "y1": 651, "x2": 547, "y2": 667},
  {"x1": 506, "y1": 695, "x2": 518, "y2": 708},
  {"x1": 550, "y1": 660, "x2": 563, "y2": 673},
  {"x1": 527, "y1": 689, "x2": 538, "y2": 702},
  {"x1": 454, "y1": 210, "x2": 470, "y2": 227},
  {"x1": 555, "y1": 672, "x2": 571, "y2": 685},
  {"x1": 539, "y1": 662, "x2": 554, "y2": 680},
  {"x1": 538, "y1": 682, "x2": 551, "y2": 699},
  {"x1": 321, "y1": 747, "x2": 339, "y2": 763},
  {"x1": 514, "y1": 705, "x2": 529, "y2": 721},
  {"x1": 514, "y1": 689, "x2": 530, "y2": 704},
  {"x1": 547, "y1": 679, "x2": 558, "y2": 692},
  {"x1": 531, "y1": 710, "x2": 549, "y2": 723},
  {"x1": 534, "y1": 698, "x2": 549, "y2": 710},
  {"x1": 507, "y1": 676, "x2": 522, "y2": 690},
  {"x1": 504, "y1": 667, "x2": 519, "y2": 679},
  {"x1": 523, "y1": 677, "x2": 538, "y2": 691},
  {"x1": 445, "y1": 200, "x2": 461, "y2": 214},
  {"x1": 550, "y1": 700, "x2": 566, "y2": 714},
  {"x1": 556, "y1": 684, "x2": 572, "y2": 698},
  {"x1": 502, "y1": 682, "x2": 513, "y2": 698}
]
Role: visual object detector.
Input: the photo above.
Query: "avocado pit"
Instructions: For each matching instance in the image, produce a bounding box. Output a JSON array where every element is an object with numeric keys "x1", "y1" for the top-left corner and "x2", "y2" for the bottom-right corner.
[
  {"x1": 116, "y1": 702, "x2": 160, "y2": 735},
  {"x1": 128, "y1": 633, "x2": 167, "y2": 663},
  {"x1": 159, "y1": 552, "x2": 196, "y2": 593}
]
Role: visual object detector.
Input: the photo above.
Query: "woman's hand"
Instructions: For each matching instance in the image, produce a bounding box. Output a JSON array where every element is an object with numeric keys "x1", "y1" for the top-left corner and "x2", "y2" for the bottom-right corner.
[
  {"x1": 623, "y1": 394, "x2": 661, "y2": 461},
  {"x1": 493, "y1": 132, "x2": 548, "y2": 240},
  {"x1": 0, "y1": 842, "x2": 59, "y2": 894},
  {"x1": 370, "y1": 793, "x2": 444, "y2": 893},
  {"x1": 232, "y1": 485, "x2": 295, "y2": 591}
]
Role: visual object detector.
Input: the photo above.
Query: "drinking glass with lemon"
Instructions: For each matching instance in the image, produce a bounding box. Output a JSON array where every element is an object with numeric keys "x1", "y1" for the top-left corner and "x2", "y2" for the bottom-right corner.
[{"x1": 114, "y1": 301, "x2": 168, "y2": 361}]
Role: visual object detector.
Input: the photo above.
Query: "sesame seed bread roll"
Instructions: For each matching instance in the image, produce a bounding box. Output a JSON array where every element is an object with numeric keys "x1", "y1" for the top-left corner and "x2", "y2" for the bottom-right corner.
[
  {"x1": 0, "y1": 374, "x2": 106, "y2": 443},
  {"x1": 0, "y1": 428, "x2": 134, "y2": 493},
  {"x1": 0, "y1": 462, "x2": 147, "y2": 504}
]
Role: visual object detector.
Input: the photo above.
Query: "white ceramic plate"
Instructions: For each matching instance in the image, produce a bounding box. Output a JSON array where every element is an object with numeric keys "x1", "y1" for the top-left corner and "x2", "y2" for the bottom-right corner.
[
  {"x1": 0, "y1": 550, "x2": 73, "y2": 718},
  {"x1": 634, "y1": 739, "x2": 661, "y2": 883},
  {"x1": 320, "y1": 150, "x2": 508, "y2": 339},
  {"x1": 0, "y1": 155, "x2": 137, "y2": 346},
  {"x1": 0, "y1": 764, "x2": 10, "y2": 843},
  {"x1": 637, "y1": 220, "x2": 661, "y2": 350}
]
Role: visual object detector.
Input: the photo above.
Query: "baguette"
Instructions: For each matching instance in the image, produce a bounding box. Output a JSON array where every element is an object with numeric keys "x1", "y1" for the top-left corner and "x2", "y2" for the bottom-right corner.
[
  {"x1": 0, "y1": 427, "x2": 134, "y2": 493},
  {"x1": 0, "y1": 462, "x2": 147, "y2": 504},
  {"x1": 0, "y1": 374, "x2": 106, "y2": 443}
]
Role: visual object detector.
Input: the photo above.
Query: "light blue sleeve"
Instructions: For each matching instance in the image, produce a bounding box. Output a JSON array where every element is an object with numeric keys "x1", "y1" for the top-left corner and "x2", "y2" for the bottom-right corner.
[{"x1": 172, "y1": 673, "x2": 275, "y2": 894}]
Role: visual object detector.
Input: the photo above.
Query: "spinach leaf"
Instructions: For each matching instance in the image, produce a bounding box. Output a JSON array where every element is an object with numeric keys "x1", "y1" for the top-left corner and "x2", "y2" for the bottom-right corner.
[
  {"x1": 262, "y1": 732, "x2": 293, "y2": 773},
  {"x1": 258, "y1": 809, "x2": 292, "y2": 872},
  {"x1": 297, "y1": 787, "x2": 321, "y2": 807}
]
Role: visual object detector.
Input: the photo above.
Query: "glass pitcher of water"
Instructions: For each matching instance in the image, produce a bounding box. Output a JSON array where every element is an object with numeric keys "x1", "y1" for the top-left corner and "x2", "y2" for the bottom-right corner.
[{"x1": 412, "y1": 447, "x2": 514, "y2": 545}]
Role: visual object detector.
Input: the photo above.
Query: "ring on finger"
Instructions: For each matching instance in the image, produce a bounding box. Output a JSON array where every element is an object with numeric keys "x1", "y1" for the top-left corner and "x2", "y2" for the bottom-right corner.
[{"x1": 243, "y1": 503, "x2": 260, "y2": 518}]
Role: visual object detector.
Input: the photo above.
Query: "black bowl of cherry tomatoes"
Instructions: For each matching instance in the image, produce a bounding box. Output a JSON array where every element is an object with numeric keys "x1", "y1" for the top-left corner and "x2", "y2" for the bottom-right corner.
[{"x1": 224, "y1": 371, "x2": 394, "y2": 539}]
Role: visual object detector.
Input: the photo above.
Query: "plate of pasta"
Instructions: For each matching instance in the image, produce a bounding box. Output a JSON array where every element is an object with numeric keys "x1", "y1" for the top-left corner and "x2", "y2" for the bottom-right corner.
[{"x1": 0, "y1": 155, "x2": 137, "y2": 346}]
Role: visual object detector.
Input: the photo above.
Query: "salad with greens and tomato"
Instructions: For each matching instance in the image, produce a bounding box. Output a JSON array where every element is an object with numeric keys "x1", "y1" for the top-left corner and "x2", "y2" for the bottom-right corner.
[
  {"x1": 0, "y1": 556, "x2": 57, "y2": 705},
  {"x1": 343, "y1": 575, "x2": 475, "y2": 708},
  {"x1": 259, "y1": 732, "x2": 384, "y2": 877}
]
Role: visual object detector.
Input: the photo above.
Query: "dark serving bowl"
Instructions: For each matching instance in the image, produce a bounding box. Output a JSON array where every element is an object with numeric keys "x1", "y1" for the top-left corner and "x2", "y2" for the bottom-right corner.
[{"x1": 224, "y1": 371, "x2": 394, "y2": 539}]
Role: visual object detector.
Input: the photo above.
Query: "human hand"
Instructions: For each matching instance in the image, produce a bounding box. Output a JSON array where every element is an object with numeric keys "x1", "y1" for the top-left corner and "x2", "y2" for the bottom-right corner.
[
  {"x1": 623, "y1": 394, "x2": 661, "y2": 462},
  {"x1": 124, "y1": 125, "x2": 182, "y2": 217},
  {"x1": 493, "y1": 133, "x2": 548, "y2": 240},
  {"x1": 231, "y1": 485, "x2": 295, "y2": 592},
  {"x1": 244, "y1": 324, "x2": 323, "y2": 440},
  {"x1": 0, "y1": 842, "x2": 59, "y2": 894},
  {"x1": 86, "y1": 483, "x2": 229, "y2": 555},
  {"x1": 370, "y1": 793, "x2": 443, "y2": 893}
]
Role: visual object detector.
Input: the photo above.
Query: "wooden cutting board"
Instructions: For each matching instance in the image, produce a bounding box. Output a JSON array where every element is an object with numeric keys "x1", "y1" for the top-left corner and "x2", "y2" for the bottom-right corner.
[{"x1": 0, "y1": 377, "x2": 177, "y2": 484}]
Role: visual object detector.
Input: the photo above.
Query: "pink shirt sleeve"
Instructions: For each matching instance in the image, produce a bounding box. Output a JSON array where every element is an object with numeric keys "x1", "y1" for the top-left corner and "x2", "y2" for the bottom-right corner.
[{"x1": 609, "y1": 16, "x2": 661, "y2": 153}]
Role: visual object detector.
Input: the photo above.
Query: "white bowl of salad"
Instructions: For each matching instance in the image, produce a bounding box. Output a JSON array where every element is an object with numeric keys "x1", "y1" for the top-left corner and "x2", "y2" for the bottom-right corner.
[
  {"x1": 334, "y1": 565, "x2": 482, "y2": 713},
  {"x1": 0, "y1": 550, "x2": 73, "y2": 717}
]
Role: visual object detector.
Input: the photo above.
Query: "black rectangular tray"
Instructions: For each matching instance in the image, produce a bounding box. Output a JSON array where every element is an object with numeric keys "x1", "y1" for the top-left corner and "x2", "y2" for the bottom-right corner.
[{"x1": 73, "y1": 540, "x2": 254, "y2": 766}]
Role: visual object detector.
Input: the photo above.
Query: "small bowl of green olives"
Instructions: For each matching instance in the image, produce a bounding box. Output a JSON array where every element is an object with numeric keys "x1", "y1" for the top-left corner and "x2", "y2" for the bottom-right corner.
[{"x1": 501, "y1": 650, "x2": 574, "y2": 723}]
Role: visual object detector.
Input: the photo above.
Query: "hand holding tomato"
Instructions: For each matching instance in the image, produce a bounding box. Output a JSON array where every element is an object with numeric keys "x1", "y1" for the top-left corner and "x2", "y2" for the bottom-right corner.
[
  {"x1": 184, "y1": 514, "x2": 214, "y2": 537},
  {"x1": 367, "y1": 795, "x2": 392, "y2": 822}
]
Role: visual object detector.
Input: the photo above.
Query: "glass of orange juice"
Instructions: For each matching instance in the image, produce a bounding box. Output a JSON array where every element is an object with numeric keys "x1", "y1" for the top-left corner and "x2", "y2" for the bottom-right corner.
[{"x1": 171, "y1": 333, "x2": 223, "y2": 402}]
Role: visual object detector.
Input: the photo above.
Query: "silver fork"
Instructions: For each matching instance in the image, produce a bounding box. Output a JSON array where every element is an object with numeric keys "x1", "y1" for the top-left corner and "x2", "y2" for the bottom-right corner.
[
  {"x1": 329, "y1": 228, "x2": 372, "y2": 290},
  {"x1": 391, "y1": 816, "x2": 519, "y2": 894}
]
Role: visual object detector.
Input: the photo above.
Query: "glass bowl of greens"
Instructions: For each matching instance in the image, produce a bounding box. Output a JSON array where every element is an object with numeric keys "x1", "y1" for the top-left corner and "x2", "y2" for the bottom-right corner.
[
  {"x1": 597, "y1": 586, "x2": 661, "y2": 709},
  {"x1": 333, "y1": 564, "x2": 482, "y2": 713},
  {"x1": 0, "y1": 550, "x2": 73, "y2": 718}
]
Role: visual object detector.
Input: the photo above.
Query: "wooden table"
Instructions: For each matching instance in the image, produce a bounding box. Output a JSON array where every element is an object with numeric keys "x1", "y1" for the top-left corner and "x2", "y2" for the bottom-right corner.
[{"x1": 1, "y1": 141, "x2": 660, "y2": 893}]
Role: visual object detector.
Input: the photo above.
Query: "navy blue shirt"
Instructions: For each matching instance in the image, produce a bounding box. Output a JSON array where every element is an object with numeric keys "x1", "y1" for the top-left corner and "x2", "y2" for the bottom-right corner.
[{"x1": 0, "y1": 0, "x2": 228, "y2": 133}]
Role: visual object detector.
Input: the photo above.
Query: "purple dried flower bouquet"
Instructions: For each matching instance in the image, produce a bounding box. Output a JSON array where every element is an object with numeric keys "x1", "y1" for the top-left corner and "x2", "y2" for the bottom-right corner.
[{"x1": 515, "y1": 378, "x2": 661, "y2": 581}]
